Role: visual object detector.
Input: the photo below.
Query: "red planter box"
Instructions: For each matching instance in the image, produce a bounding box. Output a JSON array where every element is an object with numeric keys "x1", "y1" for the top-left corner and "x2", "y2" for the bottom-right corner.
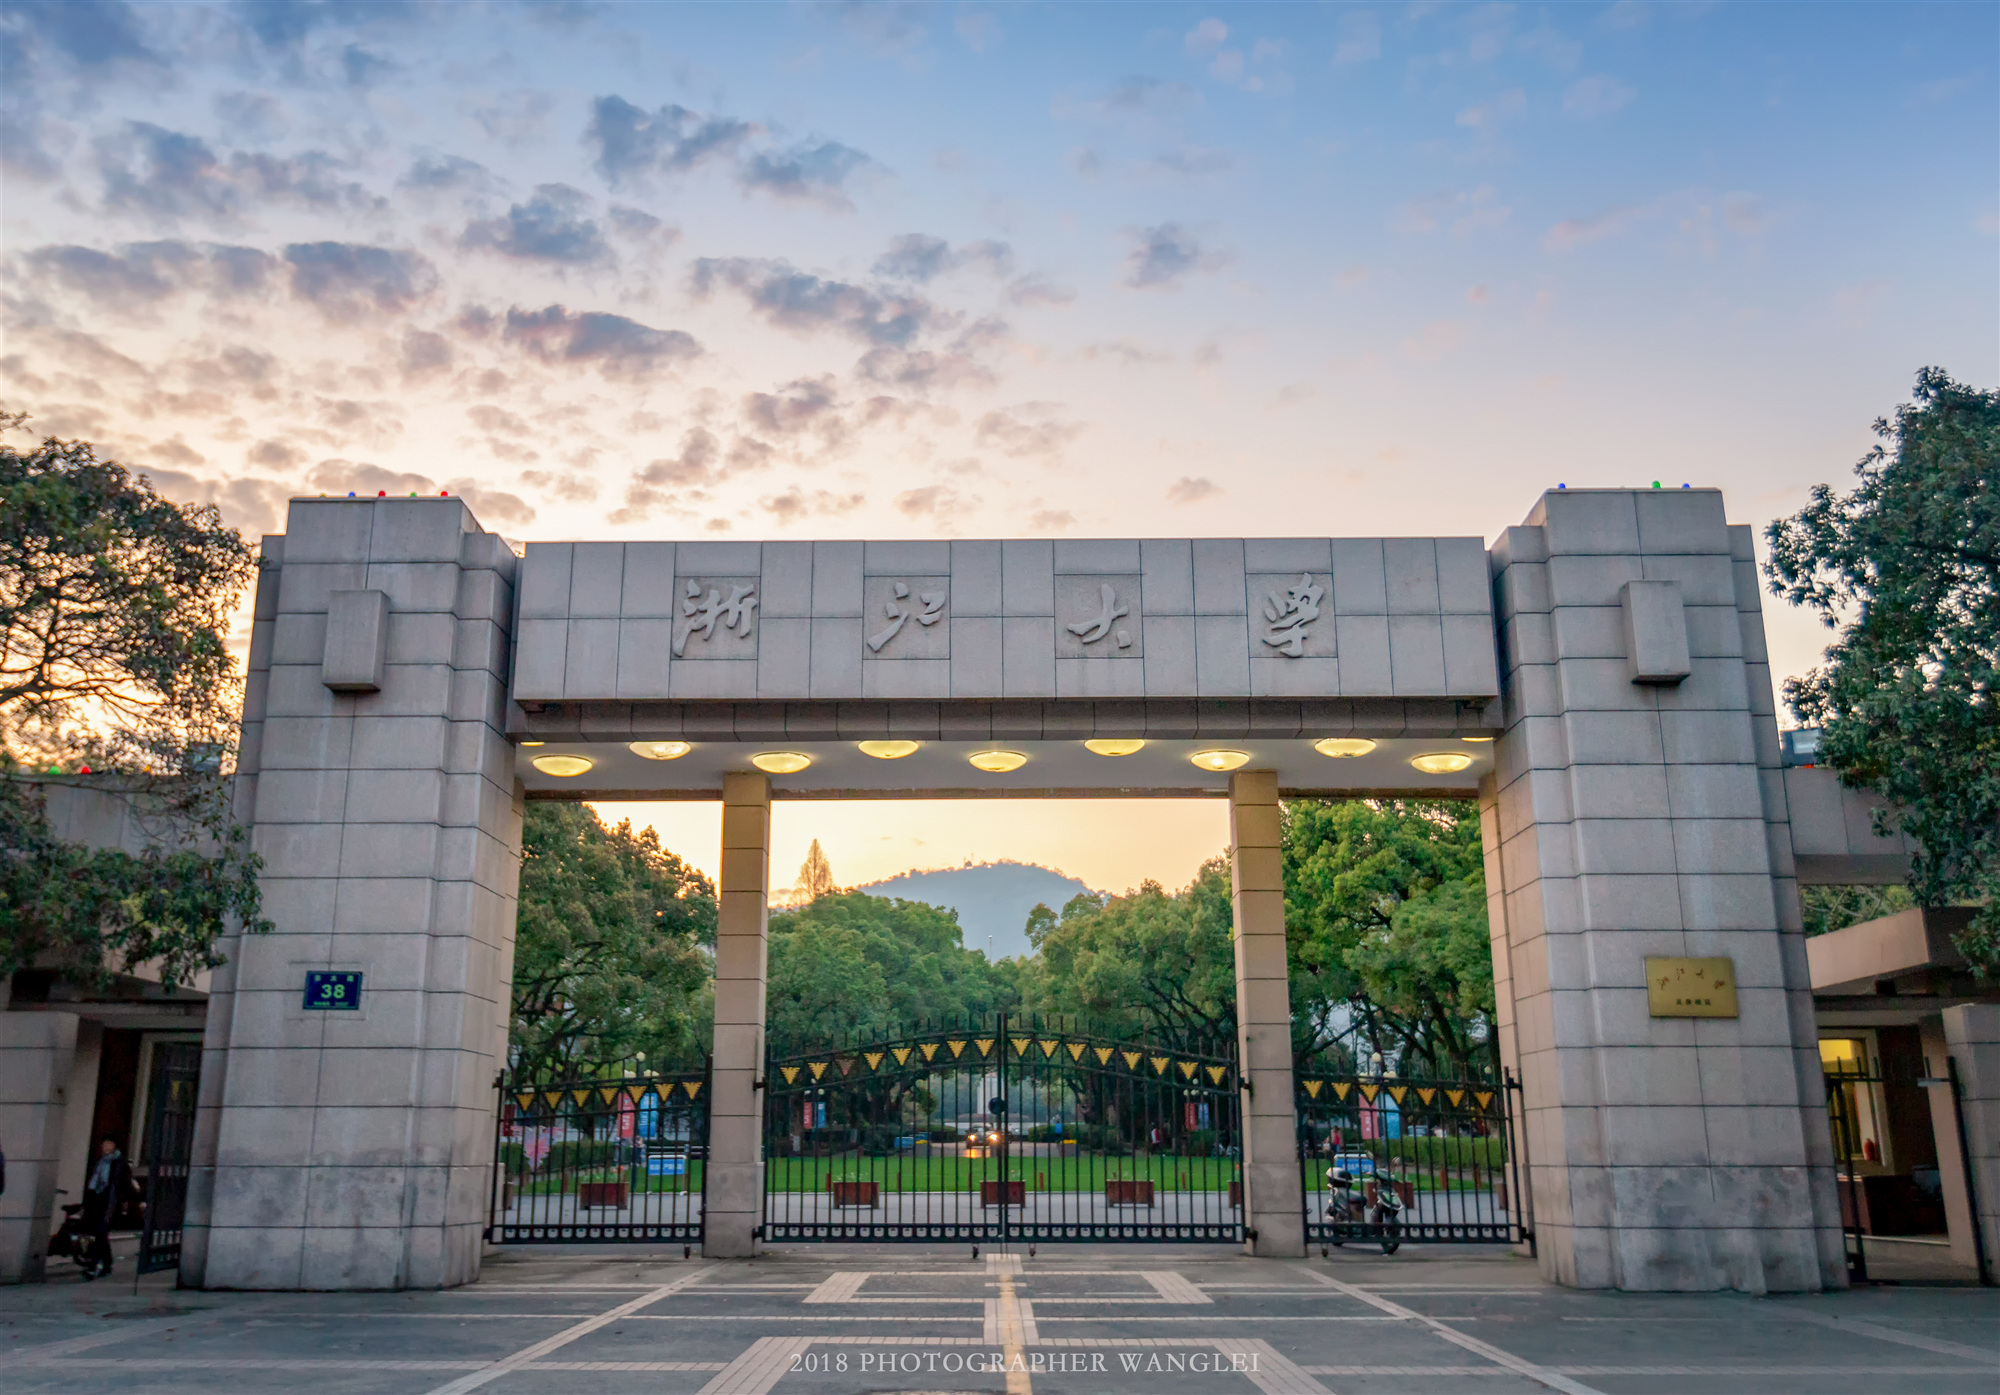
[
  {"x1": 981, "y1": 1180, "x2": 1026, "y2": 1207},
  {"x1": 1106, "y1": 1180, "x2": 1155, "y2": 1207},
  {"x1": 831, "y1": 1181, "x2": 880, "y2": 1209},
  {"x1": 1364, "y1": 1180, "x2": 1415, "y2": 1208},
  {"x1": 578, "y1": 1182, "x2": 628, "y2": 1209}
]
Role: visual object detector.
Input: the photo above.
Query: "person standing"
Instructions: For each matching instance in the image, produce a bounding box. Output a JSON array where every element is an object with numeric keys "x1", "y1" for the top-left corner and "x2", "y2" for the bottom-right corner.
[{"x1": 80, "y1": 1138, "x2": 132, "y2": 1280}]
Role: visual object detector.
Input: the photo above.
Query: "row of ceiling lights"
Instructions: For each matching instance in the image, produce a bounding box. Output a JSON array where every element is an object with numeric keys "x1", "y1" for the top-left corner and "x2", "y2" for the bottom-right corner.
[{"x1": 524, "y1": 735, "x2": 1491, "y2": 779}]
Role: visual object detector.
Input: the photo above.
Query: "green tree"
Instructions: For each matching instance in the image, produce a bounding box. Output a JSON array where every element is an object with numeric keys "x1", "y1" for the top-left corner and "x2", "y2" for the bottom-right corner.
[
  {"x1": 0, "y1": 412, "x2": 268, "y2": 987},
  {"x1": 1765, "y1": 368, "x2": 2000, "y2": 972},
  {"x1": 765, "y1": 890, "x2": 1016, "y2": 1054},
  {"x1": 510, "y1": 802, "x2": 715, "y2": 1083},
  {"x1": 1018, "y1": 858, "x2": 1237, "y2": 1052},
  {"x1": 1799, "y1": 883, "x2": 1916, "y2": 938},
  {"x1": 1283, "y1": 799, "x2": 1492, "y2": 1075}
]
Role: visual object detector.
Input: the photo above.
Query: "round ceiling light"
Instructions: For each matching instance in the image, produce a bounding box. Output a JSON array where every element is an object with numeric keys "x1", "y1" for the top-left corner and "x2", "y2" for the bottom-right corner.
[
  {"x1": 630, "y1": 740, "x2": 692, "y2": 760},
  {"x1": 968, "y1": 750, "x2": 1028, "y2": 773},
  {"x1": 1189, "y1": 749, "x2": 1251, "y2": 773},
  {"x1": 530, "y1": 754, "x2": 593, "y2": 777},
  {"x1": 1409, "y1": 752, "x2": 1475, "y2": 775},
  {"x1": 857, "y1": 740, "x2": 920, "y2": 759},
  {"x1": 750, "y1": 751, "x2": 812, "y2": 774},
  {"x1": 1314, "y1": 738, "x2": 1377, "y2": 759},
  {"x1": 1084, "y1": 738, "x2": 1146, "y2": 757},
  {"x1": 519, "y1": 740, "x2": 545, "y2": 747},
  {"x1": 1461, "y1": 735, "x2": 1497, "y2": 742}
]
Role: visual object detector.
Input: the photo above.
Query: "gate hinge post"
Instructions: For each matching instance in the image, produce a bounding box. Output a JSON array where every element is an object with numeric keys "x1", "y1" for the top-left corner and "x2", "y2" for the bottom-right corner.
[
  {"x1": 1239, "y1": 1076, "x2": 1253, "y2": 1097},
  {"x1": 753, "y1": 1078, "x2": 765, "y2": 1090}
]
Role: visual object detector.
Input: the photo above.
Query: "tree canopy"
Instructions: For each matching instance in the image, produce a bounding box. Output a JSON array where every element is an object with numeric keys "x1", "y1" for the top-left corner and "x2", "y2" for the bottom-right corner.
[
  {"x1": 1018, "y1": 858, "x2": 1237, "y2": 1052},
  {"x1": 1281, "y1": 799, "x2": 1491, "y2": 1073},
  {"x1": 0, "y1": 412, "x2": 267, "y2": 988},
  {"x1": 1766, "y1": 368, "x2": 2000, "y2": 972},
  {"x1": 766, "y1": 889, "x2": 1017, "y2": 1054},
  {"x1": 1015, "y1": 800, "x2": 1495, "y2": 1076},
  {"x1": 510, "y1": 802, "x2": 715, "y2": 1083}
]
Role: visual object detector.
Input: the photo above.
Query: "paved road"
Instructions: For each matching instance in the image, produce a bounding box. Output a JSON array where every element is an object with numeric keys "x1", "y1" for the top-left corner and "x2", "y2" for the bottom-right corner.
[{"x1": 4, "y1": 1243, "x2": 1995, "y2": 1394}]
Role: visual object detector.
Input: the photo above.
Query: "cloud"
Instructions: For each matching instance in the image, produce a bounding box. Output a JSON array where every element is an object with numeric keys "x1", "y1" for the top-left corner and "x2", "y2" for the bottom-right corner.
[
  {"x1": 761, "y1": 486, "x2": 866, "y2": 522},
  {"x1": 586, "y1": 95, "x2": 756, "y2": 185},
  {"x1": 1077, "y1": 339, "x2": 1169, "y2": 366},
  {"x1": 1122, "y1": 223, "x2": 1226, "y2": 289},
  {"x1": 1184, "y1": 18, "x2": 1229, "y2": 57},
  {"x1": 460, "y1": 183, "x2": 610, "y2": 264},
  {"x1": 25, "y1": 241, "x2": 208, "y2": 303},
  {"x1": 1333, "y1": 10, "x2": 1381, "y2": 65},
  {"x1": 399, "y1": 153, "x2": 495, "y2": 193},
  {"x1": 1543, "y1": 201, "x2": 1650, "y2": 251},
  {"x1": 816, "y1": 0, "x2": 930, "y2": 57},
  {"x1": 739, "y1": 139, "x2": 876, "y2": 210},
  {"x1": 1144, "y1": 145, "x2": 1234, "y2": 177},
  {"x1": 609, "y1": 205, "x2": 676, "y2": 242},
  {"x1": 284, "y1": 242, "x2": 436, "y2": 320},
  {"x1": 742, "y1": 375, "x2": 842, "y2": 436},
  {"x1": 1165, "y1": 476, "x2": 1220, "y2": 504},
  {"x1": 465, "y1": 90, "x2": 555, "y2": 145},
  {"x1": 975, "y1": 402, "x2": 1083, "y2": 458},
  {"x1": 96, "y1": 123, "x2": 379, "y2": 223},
  {"x1": 299, "y1": 457, "x2": 534, "y2": 526},
  {"x1": 1005, "y1": 275, "x2": 1074, "y2": 307},
  {"x1": 689, "y1": 257, "x2": 952, "y2": 347},
  {"x1": 613, "y1": 427, "x2": 727, "y2": 520},
  {"x1": 896, "y1": 484, "x2": 978, "y2": 520},
  {"x1": 491, "y1": 304, "x2": 702, "y2": 375},
  {"x1": 1563, "y1": 75, "x2": 1635, "y2": 118},
  {"x1": 1456, "y1": 88, "x2": 1527, "y2": 129},
  {"x1": 3, "y1": 0, "x2": 157, "y2": 67},
  {"x1": 400, "y1": 328, "x2": 452, "y2": 378},
  {"x1": 873, "y1": 233, "x2": 1013, "y2": 282},
  {"x1": 1029, "y1": 507, "x2": 1076, "y2": 529},
  {"x1": 1097, "y1": 76, "x2": 1201, "y2": 119},
  {"x1": 1396, "y1": 185, "x2": 1510, "y2": 237},
  {"x1": 1401, "y1": 319, "x2": 1468, "y2": 361},
  {"x1": 140, "y1": 469, "x2": 293, "y2": 536}
]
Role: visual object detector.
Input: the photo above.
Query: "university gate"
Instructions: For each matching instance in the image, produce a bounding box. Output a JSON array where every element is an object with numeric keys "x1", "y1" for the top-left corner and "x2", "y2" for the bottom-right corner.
[
  {"x1": 761, "y1": 1016, "x2": 1242, "y2": 1245},
  {"x1": 184, "y1": 488, "x2": 1855, "y2": 1294}
]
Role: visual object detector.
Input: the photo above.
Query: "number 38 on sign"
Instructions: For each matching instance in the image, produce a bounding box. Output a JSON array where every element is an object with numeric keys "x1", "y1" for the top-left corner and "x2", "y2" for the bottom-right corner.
[{"x1": 303, "y1": 971, "x2": 364, "y2": 1011}]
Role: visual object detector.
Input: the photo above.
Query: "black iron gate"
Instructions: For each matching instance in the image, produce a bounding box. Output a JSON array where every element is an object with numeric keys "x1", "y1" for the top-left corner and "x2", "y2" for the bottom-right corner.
[
  {"x1": 1296, "y1": 1061, "x2": 1527, "y2": 1248},
  {"x1": 761, "y1": 1014, "x2": 1242, "y2": 1243},
  {"x1": 137, "y1": 1042, "x2": 201, "y2": 1276},
  {"x1": 1824, "y1": 1054, "x2": 1990, "y2": 1285},
  {"x1": 488, "y1": 1068, "x2": 710, "y2": 1244}
]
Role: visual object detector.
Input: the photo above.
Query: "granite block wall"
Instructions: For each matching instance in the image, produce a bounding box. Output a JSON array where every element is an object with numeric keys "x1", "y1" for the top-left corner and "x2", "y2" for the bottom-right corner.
[
  {"x1": 1482, "y1": 488, "x2": 1842, "y2": 1292},
  {"x1": 186, "y1": 498, "x2": 521, "y2": 1290}
]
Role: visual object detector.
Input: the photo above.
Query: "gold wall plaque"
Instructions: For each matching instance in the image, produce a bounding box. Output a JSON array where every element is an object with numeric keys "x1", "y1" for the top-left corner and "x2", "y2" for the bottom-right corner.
[{"x1": 1645, "y1": 956, "x2": 1738, "y2": 1018}]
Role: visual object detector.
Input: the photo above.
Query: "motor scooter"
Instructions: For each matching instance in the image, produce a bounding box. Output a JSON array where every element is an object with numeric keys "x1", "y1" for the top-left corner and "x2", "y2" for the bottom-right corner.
[
  {"x1": 1323, "y1": 1167, "x2": 1365, "y2": 1246},
  {"x1": 45, "y1": 1192, "x2": 97, "y2": 1273},
  {"x1": 1370, "y1": 1171, "x2": 1404, "y2": 1255}
]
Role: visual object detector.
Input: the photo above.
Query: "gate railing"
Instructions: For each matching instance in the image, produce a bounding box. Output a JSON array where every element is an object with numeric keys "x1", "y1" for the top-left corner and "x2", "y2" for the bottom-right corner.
[
  {"x1": 762, "y1": 1014, "x2": 1243, "y2": 1244},
  {"x1": 489, "y1": 1066, "x2": 710, "y2": 1245},
  {"x1": 1824, "y1": 1056, "x2": 1990, "y2": 1286},
  {"x1": 137, "y1": 1042, "x2": 201, "y2": 1276},
  {"x1": 1296, "y1": 1063, "x2": 1526, "y2": 1247}
]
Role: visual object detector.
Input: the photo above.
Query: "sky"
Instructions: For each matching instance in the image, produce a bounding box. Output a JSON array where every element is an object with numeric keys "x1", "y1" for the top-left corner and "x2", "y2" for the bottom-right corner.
[{"x1": 4, "y1": 1, "x2": 1993, "y2": 895}]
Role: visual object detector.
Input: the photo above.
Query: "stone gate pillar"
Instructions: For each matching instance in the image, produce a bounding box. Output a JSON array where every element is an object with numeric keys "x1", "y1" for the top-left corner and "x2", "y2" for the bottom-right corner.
[
  {"x1": 1229, "y1": 769, "x2": 1305, "y2": 1257},
  {"x1": 705, "y1": 770, "x2": 771, "y2": 1257},
  {"x1": 182, "y1": 497, "x2": 522, "y2": 1289},
  {"x1": 1484, "y1": 487, "x2": 1843, "y2": 1291}
]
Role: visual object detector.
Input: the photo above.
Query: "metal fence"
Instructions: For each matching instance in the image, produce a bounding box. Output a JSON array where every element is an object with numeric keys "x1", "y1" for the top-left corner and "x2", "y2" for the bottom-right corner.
[
  {"x1": 488, "y1": 1069, "x2": 710, "y2": 1245},
  {"x1": 762, "y1": 1014, "x2": 1243, "y2": 1244},
  {"x1": 137, "y1": 1043, "x2": 201, "y2": 1276},
  {"x1": 1296, "y1": 1063, "x2": 1526, "y2": 1249}
]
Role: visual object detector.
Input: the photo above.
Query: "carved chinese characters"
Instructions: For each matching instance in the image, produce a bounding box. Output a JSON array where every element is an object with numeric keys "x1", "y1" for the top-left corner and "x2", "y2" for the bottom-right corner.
[
  {"x1": 1259, "y1": 573, "x2": 1325, "y2": 658},
  {"x1": 862, "y1": 576, "x2": 949, "y2": 658},
  {"x1": 673, "y1": 577, "x2": 758, "y2": 657},
  {"x1": 1055, "y1": 574, "x2": 1143, "y2": 658}
]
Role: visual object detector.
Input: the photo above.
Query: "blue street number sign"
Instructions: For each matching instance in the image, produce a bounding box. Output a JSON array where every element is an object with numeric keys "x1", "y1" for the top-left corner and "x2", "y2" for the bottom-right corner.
[
  {"x1": 303, "y1": 971, "x2": 363, "y2": 1010},
  {"x1": 647, "y1": 1154, "x2": 687, "y2": 1177}
]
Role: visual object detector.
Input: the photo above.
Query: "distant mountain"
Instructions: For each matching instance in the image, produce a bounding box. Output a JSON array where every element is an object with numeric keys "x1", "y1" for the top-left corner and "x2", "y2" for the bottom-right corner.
[{"x1": 855, "y1": 860, "x2": 1096, "y2": 961}]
